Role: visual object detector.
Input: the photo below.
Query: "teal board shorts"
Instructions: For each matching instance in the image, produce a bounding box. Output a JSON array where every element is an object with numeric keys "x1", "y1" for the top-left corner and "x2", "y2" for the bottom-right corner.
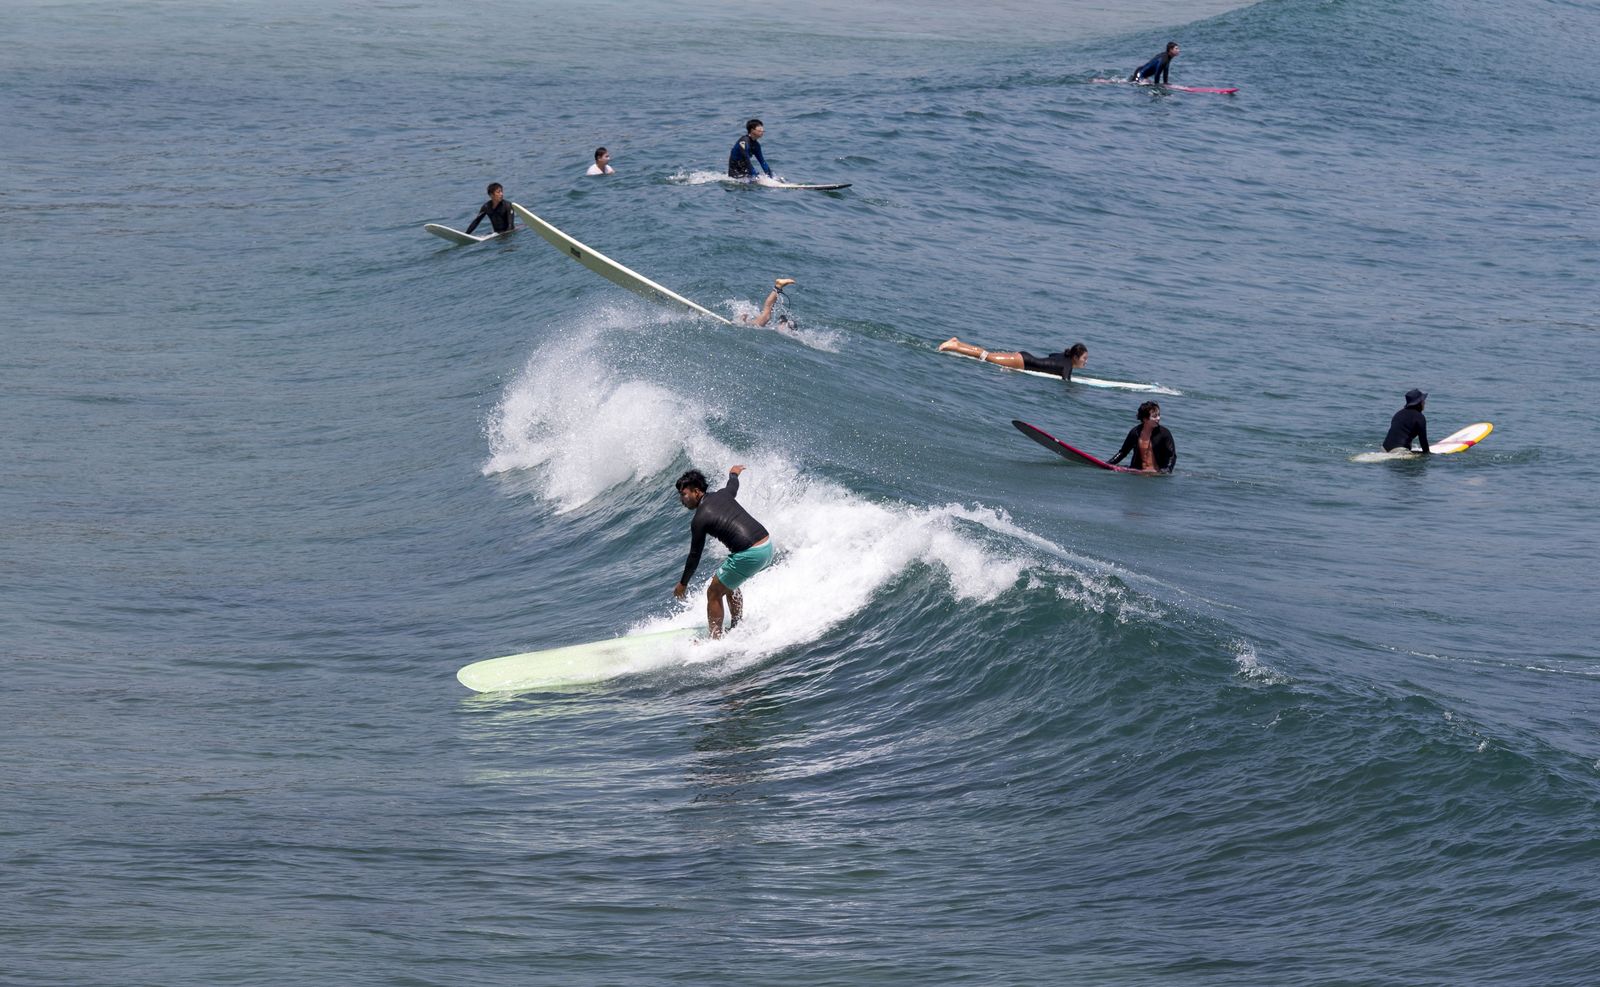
[{"x1": 716, "y1": 540, "x2": 774, "y2": 590}]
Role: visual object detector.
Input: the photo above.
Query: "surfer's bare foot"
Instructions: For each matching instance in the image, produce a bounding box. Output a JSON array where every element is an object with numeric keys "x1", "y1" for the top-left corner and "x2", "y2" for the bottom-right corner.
[
  {"x1": 938, "y1": 337, "x2": 960, "y2": 352},
  {"x1": 774, "y1": 278, "x2": 796, "y2": 291}
]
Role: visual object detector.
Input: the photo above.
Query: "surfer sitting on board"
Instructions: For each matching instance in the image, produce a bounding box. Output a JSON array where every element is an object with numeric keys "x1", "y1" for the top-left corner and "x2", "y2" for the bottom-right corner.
[
  {"x1": 740, "y1": 278, "x2": 798, "y2": 328},
  {"x1": 938, "y1": 337, "x2": 1088, "y2": 381},
  {"x1": 1383, "y1": 389, "x2": 1431, "y2": 453},
  {"x1": 1131, "y1": 42, "x2": 1180, "y2": 85},
  {"x1": 728, "y1": 119, "x2": 774, "y2": 181},
  {"x1": 464, "y1": 183, "x2": 515, "y2": 235},
  {"x1": 673, "y1": 467, "x2": 774, "y2": 639},
  {"x1": 1108, "y1": 401, "x2": 1177, "y2": 473},
  {"x1": 586, "y1": 147, "x2": 615, "y2": 176}
]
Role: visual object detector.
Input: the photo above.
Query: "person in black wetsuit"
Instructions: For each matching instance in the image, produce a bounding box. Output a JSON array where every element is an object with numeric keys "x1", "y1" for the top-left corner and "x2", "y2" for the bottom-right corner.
[
  {"x1": 464, "y1": 182, "x2": 515, "y2": 235},
  {"x1": 1383, "y1": 388, "x2": 1430, "y2": 453},
  {"x1": 938, "y1": 337, "x2": 1089, "y2": 381},
  {"x1": 728, "y1": 119, "x2": 774, "y2": 181},
  {"x1": 1131, "y1": 41, "x2": 1180, "y2": 85},
  {"x1": 1108, "y1": 401, "x2": 1177, "y2": 473},
  {"x1": 673, "y1": 466, "x2": 775, "y2": 639}
]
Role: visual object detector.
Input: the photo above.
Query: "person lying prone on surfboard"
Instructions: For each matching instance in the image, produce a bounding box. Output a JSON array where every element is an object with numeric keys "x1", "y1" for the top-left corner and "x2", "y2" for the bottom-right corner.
[
  {"x1": 673, "y1": 466, "x2": 775, "y2": 639},
  {"x1": 1107, "y1": 401, "x2": 1177, "y2": 474},
  {"x1": 939, "y1": 337, "x2": 1088, "y2": 380},
  {"x1": 740, "y1": 277, "x2": 798, "y2": 328}
]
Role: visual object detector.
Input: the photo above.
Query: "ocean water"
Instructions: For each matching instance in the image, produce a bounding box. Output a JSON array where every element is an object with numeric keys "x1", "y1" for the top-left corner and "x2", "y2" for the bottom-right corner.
[{"x1": 4, "y1": 0, "x2": 1599, "y2": 983}]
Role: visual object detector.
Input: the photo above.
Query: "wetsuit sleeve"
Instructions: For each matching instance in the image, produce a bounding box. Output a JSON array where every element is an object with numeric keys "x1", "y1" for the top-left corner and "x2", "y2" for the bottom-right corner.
[
  {"x1": 1418, "y1": 419, "x2": 1430, "y2": 455},
  {"x1": 1156, "y1": 61, "x2": 1170, "y2": 85},
  {"x1": 1108, "y1": 427, "x2": 1138, "y2": 465},
  {"x1": 464, "y1": 204, "x2": 488, "y2": 234},
  {"x1": 753, "y1": 145, "x2": 772, "y2": 177},
  {"x1": 1160, "y1": 431, "x2": 1177, "y2": 472},
  {"x1": 723, "y1": 471, "x2": 740, "y2": 497},
  {"x1": 680, "y1": 515, "x2": 707, "y2": 585}
]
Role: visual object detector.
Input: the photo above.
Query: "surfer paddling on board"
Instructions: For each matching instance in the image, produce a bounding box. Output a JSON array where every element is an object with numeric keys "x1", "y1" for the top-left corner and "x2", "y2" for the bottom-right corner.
[
  {"x1": 1108, "y1": 401, "x2": 1177, "y2": 473},
  {"x1": 938, "y1": 337, "x2": 1088, "y2": 381},
  {"x1": 728, "y1": 119, "x2": 775, "y2": 182},
  {"x1": 1131, "y1": 42, "x2": 1180, "y2": 85},
  {"x1": 740, "y1": 278, "x2": 798, "y2": 328},
  {"x1": 464, "y1": 183, "x2": 515, "y2": 235},
  {"x1": 586, "y1": 147, "x2": 615, "y2": 175},
  {"x1": 1383, "y1": 388, "x2": 1431, "y2": 453},
  {"x1": 673, "y1": 467, "x2": 774, "y2": 639}
]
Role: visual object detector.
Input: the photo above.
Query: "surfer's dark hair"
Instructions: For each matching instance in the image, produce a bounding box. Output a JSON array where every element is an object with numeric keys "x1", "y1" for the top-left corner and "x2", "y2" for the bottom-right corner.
[
  {"x1": 1067, "y1": 343, "x2": 1087, "y2": 361},
  {"x1": 1166, "y1": 41, "x2": 1179, "y2": 53},
  {"x1": 746, "y1": 118, "x2": 764, "y2": 133},
  {"x1": 594, "y1": 146, "x2": 607, "y2": 161},
  {"x1": 486, "y1": 182, "x2": 503, "y2": 195},
  {"x1": 675, "y1": 469, "x2": 708, "y2": 493},
  {"x1": 1137, "y1": 401, "x2": 1161, "y2": 421}
]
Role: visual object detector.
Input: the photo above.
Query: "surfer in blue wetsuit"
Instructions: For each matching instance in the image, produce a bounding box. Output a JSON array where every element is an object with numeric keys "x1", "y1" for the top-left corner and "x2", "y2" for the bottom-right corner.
[
  {"x1": 1383, "y1": 388, "x2": 1431, "y2": 453},
  {"x1": 464, "y1": 182, "x2": 515, "y2": 234},
  {"x1": 1108, "y1": 401, "x2": 1177, "y2": 473},
  {"x1": 728, "y1": 119, "x2": 774, "y2": 181},
  {"x1": 938, "y1": 337, "x2": 1089, "y2": 381},
  {"x1": 741, "y1": 278, "x2": 798, "y2": 328},
  {"x1": 673, "y1": 466, "x2": 774, "y2": 639},
  {"x1": 1131, "y1": 42, "x2": 1180, "y2": 85}
]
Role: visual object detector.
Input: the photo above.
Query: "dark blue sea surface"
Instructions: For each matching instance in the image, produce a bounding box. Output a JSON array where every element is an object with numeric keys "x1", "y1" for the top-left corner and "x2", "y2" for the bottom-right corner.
[{"x1": 4, "y1": 0, "x2": 1599, "y2": 983}]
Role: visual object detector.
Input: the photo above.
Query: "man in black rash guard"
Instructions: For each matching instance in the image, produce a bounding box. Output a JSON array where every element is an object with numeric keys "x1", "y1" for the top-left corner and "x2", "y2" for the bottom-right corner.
[
  {"x1": 673, "y1": 466, "x2": 775, "y2": 639},
  {"x1": 464, "y1": 182, "x2": 515, "y2": 235},
  {"x1": 1108, "y1": 401, "x2": 1177, "y2": 473},
  {"x1": 1383, "y1": 388, "x2": 1430, "y2": 453},
  {"x1": 937, "y1": 338, "x2": 1089, "y2": 381}
]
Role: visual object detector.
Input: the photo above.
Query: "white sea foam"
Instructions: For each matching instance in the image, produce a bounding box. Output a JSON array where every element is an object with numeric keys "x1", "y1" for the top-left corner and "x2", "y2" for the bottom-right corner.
[{"x1": 480, "y1": 322, "x2": 1085, "y2": 678}]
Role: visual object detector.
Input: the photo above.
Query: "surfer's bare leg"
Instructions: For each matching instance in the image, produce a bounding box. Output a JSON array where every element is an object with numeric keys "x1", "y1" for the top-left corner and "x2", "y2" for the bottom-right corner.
[
  {"x1": 740, "y1": 278, "x2": 796, "y2": 328},
  {"x1": 937, "y1": 338, "x2": 1024, "y2": 369},
  {"x1": 728, "y1": 589, "x2": 743, "y2": 630},
  {"x1": 707, "y1": 576, "x2": 731, "y2": 638}
]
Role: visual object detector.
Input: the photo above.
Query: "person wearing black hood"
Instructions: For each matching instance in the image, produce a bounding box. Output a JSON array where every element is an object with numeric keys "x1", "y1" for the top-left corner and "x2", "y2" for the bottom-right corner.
[{"x1": 1383, "y1": 388, "x2": 1431, "y2": 453}]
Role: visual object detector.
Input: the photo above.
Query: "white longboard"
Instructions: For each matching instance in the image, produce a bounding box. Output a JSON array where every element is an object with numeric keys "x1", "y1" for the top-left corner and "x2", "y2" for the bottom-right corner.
[
  {"x1": 944, "y1": 350, "x2": 1180, "y2": 395},
  {"x1": 511, "y1": 202, "x2": 731, "y2": 324},
  {"x1": 1352, "y1": 422, "x2": 1494, "y2": 461},
  {"x1": 424, "y1": 223, "x2": 507, "y2": 245},
  {"x1": 457, "y1": 626, "x2": 702, "y2": 693}
]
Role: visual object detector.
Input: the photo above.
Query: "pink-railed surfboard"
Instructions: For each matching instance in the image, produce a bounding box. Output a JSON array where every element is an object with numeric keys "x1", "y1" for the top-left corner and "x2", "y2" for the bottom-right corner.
[{"x1": 1012, "y1": 420, "x2": 1137, "y2": 473}]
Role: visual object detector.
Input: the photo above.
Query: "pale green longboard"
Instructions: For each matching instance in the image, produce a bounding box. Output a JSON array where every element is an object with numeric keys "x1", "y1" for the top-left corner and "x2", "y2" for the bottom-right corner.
[
  {"x1": 510, "y1": 202, "x2": 732, "y2": 324},
  {"x1": 457, "y1": 626, "x2": 702, "y2": 694}
]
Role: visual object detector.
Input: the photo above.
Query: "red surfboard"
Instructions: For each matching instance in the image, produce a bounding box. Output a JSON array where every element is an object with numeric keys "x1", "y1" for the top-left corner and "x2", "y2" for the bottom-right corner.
[{"x1": 1012, "y1": 420, "x2": 1135, "y2": 473}]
